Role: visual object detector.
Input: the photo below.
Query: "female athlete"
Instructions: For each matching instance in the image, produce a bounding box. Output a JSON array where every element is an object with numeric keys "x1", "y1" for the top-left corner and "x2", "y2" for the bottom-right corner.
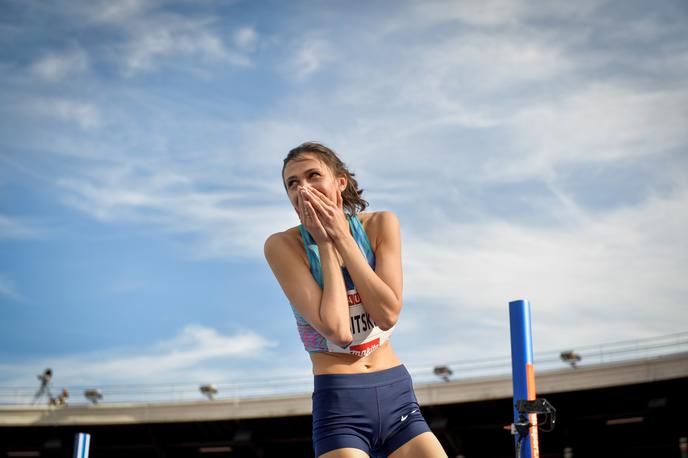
[{"x1": 264, "y1": 142, "x2": 447, "y2": 458}]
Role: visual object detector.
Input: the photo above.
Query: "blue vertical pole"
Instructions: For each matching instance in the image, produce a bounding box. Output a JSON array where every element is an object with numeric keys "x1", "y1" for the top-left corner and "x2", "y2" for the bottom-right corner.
[
  {"x1": 509, "y1": 299, "x2": 539, "y2": 458},
  {"x1": 73, "y1": 432, "x2": 91, "y2": 458}
]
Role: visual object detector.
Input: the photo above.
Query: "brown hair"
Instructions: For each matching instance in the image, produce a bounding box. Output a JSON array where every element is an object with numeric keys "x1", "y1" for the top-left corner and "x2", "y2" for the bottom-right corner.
[{"x1": 282, "y1": 142, "x2": 368, "y2": 215}]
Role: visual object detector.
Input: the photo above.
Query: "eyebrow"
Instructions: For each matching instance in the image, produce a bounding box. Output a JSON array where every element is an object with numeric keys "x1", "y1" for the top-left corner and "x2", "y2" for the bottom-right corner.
[{"x1": 285, "y1": 167, "x2": 322, "y2": 183}]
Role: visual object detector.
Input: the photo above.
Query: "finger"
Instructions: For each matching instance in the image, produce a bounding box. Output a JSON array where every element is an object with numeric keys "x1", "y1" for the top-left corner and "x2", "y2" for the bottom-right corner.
[
  {"x1": 302, "y1": 194, "x2": 313, "y2": 219},
  {"x1": 337, "y1": 188, "x2": 343, "y2": 210},
  {"x1": 304, "y1": 201, "x2": 322, "y2": 225},
  {"x1": 306, "y1": 190, "x2": 329, "y2": 216},
  {"x1": 308, "y1": 187, "x2": 334, "y2": 205},
  {"x1": 300, "y1": 187, "x2": 319, "y2": 206},
  {"x1": 306, "y1": 202, "x2": 329, "y2": 236},
  {"x1": 297, "y1": 191, "x2": 307, "y2": 222}
]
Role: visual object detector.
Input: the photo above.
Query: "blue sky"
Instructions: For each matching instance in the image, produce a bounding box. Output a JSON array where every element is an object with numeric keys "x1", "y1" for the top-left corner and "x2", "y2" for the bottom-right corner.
[{"x1": 1, "y1": 0, "x2": 687, "y2": 397}]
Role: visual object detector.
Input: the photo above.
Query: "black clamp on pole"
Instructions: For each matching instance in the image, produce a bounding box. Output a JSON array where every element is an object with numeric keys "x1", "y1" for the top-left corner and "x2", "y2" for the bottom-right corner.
[{"x1": 511, "y1": 398, "x2": 557, "y2": 457}]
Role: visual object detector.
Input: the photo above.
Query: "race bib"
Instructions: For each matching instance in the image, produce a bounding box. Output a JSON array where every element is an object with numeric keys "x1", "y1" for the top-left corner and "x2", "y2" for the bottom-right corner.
[{"x1": 326, "y1": 288, "x2": 394, "y2": 357}]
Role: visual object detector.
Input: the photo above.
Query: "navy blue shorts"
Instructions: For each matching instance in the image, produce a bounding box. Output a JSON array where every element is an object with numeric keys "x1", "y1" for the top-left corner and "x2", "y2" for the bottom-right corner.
[{"x1": 312, "y1": 364, "x2": 431, "y2": 457}]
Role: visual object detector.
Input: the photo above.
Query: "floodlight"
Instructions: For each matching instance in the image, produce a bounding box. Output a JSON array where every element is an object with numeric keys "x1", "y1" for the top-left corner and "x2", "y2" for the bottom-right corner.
[
  {"x1": 560, "y1": 351, "x2": 582, "y2": 368},
  {"x1": 200, "y1": 384, "x2": 218, "y2": 400},
  {"x1": 433, "y1": 365, "x2": 453, "y2": 382},
  {"x1": 84, "y1": 388, "x2": 103, "y2": 404}
]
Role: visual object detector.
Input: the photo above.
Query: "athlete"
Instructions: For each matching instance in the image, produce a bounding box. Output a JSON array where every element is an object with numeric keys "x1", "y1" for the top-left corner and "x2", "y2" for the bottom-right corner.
[{"x1": 264, "y1": 142, "x2": 447, "y2": 458}]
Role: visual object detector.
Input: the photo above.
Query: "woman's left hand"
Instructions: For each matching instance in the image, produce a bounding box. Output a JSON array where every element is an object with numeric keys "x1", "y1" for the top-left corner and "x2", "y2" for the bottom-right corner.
[{"x1": 301, "y1": 187, "x2": 350, "y2": 243}]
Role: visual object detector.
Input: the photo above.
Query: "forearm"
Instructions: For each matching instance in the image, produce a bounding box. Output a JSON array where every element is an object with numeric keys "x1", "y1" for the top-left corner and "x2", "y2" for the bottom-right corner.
[
  {"x1": 335, "y1": 235, "x2": 401, "y2": 330},
  {"x1": 317, "y1": 242, "x2": 353, "y2": 345}
]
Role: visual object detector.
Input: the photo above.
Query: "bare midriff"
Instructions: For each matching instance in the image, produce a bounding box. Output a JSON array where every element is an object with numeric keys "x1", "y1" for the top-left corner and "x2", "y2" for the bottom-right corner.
[{"x1": 310, "y1": 341, "x2": 402, "y2": 375}]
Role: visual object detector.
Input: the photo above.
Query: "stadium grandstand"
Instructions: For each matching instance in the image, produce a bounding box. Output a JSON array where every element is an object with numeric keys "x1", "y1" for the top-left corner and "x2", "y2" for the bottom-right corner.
[{"x1": 1, "y1": 332, "x2": 686, "y2": 457}]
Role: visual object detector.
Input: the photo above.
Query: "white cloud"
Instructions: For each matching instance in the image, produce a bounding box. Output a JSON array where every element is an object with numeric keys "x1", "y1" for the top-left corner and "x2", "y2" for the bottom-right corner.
[
  {"x1": 56, "y1": 164, "x2": 296, "y2": 259},
  {"x1": 234, "y1": 26, "x2": 258, "y2": 52},
  {"x1": 121, "y1": 16, "x2": 250, "y2": 74},
  {"x1": 100, "y1": 325, "x2": 275, "y2": 378},
  {"x1": 288, "y1": 37, "x2": 334, "y2": 81},
  {"x1": 400, "y1": 187, "x2": 688, "y2": 360},
  {"x1": 409, "y1": 0, "x2": 529, "y2": 28},
  {"x1": 498, "y1": 85, "x2": 688, "y2": 179},
  {"x1": 22, "y1": 0, "x2": 251, "y2": 75},
  {"x1": 89, "y1": 0, "x2": 152, "y2": 23},
  {"x1": 451, "y1": 35, "x2": 572, "y2": 88},
  {"x1": 409, "y1": 0, "x2": 605, "y2": 27},
  {"x1": 30, "y1": 49, "x2": 89, "y2": 81},
  {"x1": 25, "y1": 97, "x2": 102, "y2": 130},
  {"x1": 0, "y1": 324, "x2": 277, "y2": 390},
  {"x1": 0, "y1": 215, "x2": 43, "y2": 240}
]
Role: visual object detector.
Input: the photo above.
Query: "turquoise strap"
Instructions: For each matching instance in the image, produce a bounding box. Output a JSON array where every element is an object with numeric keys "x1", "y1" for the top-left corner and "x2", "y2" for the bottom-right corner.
[{"x1": 298, "y1": 214, "x2": 375, "y2": 289}]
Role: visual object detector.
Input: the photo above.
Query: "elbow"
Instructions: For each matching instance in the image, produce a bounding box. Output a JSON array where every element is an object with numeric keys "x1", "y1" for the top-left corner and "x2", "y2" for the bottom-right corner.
[
  {"x1": 326, "y1": 327, "x2": 353, "y2": 348},
  {"x1": 376, "y1": 311, "x2": 399, "y2": 331},
  {"x1": 332, "y1": 333, "x2": 353, "y2": 348},
  {"x1": 377, "y1": 321, "x2": 396, "y2": 332},
  {"x1": 375, "y1": 297, "x2": 402, "y2": 331},
  {"x1": 320, "y1": 320, "x2": 352, "y2": 348}
]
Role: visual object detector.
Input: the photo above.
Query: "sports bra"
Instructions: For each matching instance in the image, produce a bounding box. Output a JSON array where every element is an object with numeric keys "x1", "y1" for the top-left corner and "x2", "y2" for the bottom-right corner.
[{"x1": 290, "y1": 213, "x2": 395, "y2": 356}]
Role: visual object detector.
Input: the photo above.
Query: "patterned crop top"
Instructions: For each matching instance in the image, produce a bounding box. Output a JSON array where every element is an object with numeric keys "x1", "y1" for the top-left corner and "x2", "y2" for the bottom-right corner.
[{"x1": 290, "y1": 214, "x2": 395, "y2": 356}]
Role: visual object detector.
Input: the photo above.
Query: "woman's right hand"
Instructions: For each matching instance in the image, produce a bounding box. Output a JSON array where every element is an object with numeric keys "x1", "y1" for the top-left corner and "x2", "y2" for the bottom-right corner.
[{"x1": 298, "y1": 187, "x2": 331, "y2": 245}]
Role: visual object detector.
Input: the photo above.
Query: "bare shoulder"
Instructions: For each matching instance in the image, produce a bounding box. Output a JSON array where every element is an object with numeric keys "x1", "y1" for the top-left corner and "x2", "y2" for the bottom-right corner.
[
  {"x1": 264, "y1": 226, "x2": 303, "y2": 260},
  {"x1": 359, "y1": 211, "x2": 400, "y2": 248},
  {"x1": 361, "y1": 210, "x2": 398, "y2": 222}
]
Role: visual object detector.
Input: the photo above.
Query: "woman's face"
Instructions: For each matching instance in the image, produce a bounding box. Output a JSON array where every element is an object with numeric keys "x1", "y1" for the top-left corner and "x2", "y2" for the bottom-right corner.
[{"x1": 283, "y1": 153, "x2": 346, "y2": 216}]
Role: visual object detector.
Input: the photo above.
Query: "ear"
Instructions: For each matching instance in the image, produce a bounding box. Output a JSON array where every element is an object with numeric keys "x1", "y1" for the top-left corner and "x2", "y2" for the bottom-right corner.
[{"x1": 337, "y1": 175, "x2": 347, "y2": 192}]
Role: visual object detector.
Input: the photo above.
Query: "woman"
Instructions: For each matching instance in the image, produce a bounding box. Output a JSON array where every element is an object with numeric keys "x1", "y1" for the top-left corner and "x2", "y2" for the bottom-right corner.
[{"x1": 265, "y1": 142, "x2": 447, "y2": 458}]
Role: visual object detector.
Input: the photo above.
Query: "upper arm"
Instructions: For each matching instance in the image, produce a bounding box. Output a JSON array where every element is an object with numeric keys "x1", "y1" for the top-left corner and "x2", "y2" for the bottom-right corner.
[
  {"x1": 371, "y1": 212, "x2": 403, "y2": 304},
  {"x1": 263, "y1": 232, "x2": 328, "y2": 330}
]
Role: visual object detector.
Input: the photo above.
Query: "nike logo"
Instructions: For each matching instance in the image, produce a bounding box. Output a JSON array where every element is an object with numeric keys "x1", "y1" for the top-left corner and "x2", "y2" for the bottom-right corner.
[{"x1": 400, "y1": 409, "x2": 418, "y2": 422}]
